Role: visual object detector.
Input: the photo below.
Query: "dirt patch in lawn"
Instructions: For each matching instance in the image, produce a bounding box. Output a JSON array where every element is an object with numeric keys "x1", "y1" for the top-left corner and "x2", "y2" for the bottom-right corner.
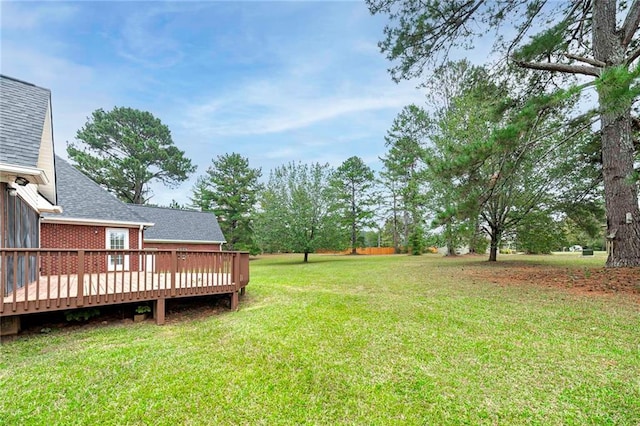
[{"x1": 461, "y1": 261, "x2": 640, "y2": 300}]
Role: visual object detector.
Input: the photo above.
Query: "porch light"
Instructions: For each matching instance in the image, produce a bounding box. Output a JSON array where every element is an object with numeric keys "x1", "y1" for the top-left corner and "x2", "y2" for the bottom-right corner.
[
  {"x1": 7, "y1": 187, "x2": 17, "y2": 197},
  {"x1": 14, "y1": 176, "x2": 29, "y2": 186}
]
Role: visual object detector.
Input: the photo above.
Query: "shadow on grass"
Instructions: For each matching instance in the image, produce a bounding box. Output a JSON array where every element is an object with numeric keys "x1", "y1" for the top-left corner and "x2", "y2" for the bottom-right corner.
[{"x1": 444, "y1": 253, "x2": 606, "y2": 269}]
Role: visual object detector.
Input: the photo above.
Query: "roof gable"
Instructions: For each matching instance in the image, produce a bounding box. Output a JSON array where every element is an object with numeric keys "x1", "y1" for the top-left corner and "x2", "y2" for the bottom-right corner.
[
  {"x1": 129, "y1": 205, "x2": 226, "y2": 243},
  {"x1": 0, "y1": 75, "x2": 51, "y2": 168},
  {"x1": 0, "y1": 75, "x2": 57, "y2": 203},
  {"x1": 42, "y1": 156, "x2": 148, "y2": 225}
]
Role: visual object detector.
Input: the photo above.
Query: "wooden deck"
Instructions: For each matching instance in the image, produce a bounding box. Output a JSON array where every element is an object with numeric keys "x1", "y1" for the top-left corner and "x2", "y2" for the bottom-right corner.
[{"x1": 1, "y1": 249, "x2": 250, "y2": 328}]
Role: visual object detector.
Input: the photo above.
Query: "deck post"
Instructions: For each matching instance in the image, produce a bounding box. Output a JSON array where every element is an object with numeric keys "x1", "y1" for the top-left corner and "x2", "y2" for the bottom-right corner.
[
  {"x1": 153, "y1": 298, "x2": 165, "y2": 325},
  {"x1": 240, "y1": 287, "x2": 246, "y2": 296},
  {"x1": 170, "y1": 250, "x2": 177, "y2": 297},
  {"x1": 0, "y1": 251, "x2": 5, "y2": 314},
  {"x1": 230, "y1": 291, "x2": 239, "y2": 311},
  {"x1": 0, "y1": 315, "x2": 21, "y2": 337},
  {"x1": 76, "y1": 250, "x2": 85, "y2": 307},
  {"x1": 12, "y1": 253, "x2": 18, "y2": 312},
  {"x1": 233, "y1": 252, "x2": 240, "y2": 290}
]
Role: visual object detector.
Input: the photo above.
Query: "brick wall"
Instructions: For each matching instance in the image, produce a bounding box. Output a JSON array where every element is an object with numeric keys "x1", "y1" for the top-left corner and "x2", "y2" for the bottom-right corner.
[{"x1": 41, "y1": 223, "x2": 140, "y2": 274}]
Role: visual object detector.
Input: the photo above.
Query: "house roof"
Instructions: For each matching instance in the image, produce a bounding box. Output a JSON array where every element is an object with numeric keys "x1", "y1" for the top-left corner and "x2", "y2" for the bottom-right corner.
[
  {"x1": 128, "y1": 204, "x2": 226, "y2": 243},
  {"x1": 0, "y1": 75, "x2": 50, "y2": 168},
  {"x1": 42, "y1": 156, "x2": 149, "y2": 226},
  {"x1": 0, "y1": 75, "x2": 58, "y2": 206}
]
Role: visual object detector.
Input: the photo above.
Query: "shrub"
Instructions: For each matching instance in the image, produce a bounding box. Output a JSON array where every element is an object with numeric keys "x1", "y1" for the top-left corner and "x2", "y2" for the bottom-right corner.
[
  {"x1": 65, "y1": 308, "x2": 100, "y2": 322},
  {"x1": 409, "y1": 225, "x2": 425, "y2": 255},
  {"x1": 135, "y1": 305, "x2": 151, "y2": 314}
]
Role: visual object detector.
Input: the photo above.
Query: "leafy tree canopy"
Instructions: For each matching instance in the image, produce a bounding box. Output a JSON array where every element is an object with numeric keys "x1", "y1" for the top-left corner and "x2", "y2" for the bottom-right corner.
[{"x1": 255, "y1": 162, "x2": 345, "y2": 262}]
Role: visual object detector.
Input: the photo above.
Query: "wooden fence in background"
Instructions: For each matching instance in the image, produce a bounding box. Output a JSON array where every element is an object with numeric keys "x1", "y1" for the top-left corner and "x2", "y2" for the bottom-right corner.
[{"x1": 317, "y1": 247, "x2": 396, "y2": 255}]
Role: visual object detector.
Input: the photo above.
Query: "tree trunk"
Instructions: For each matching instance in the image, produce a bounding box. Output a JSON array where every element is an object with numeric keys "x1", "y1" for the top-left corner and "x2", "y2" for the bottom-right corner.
[
  {"x1": 445, "y1": 223, "x2": 456, "y2": 256},
  {"x1": 403, "y1": 211, "x2": 410, "y2": 252},
  {"x1": 392, "y1": 194, "x2": 400, "y2": 253},
  {"x1": 593, "y1": 1, "x2": 640, "y2": 267},
  {"x1": 304, "y1": 252, "x2": 309, "y2": 263},
  {"x1": 488, "y1": 229, "x2": 500, "y2": 262},
  {"x1": 351, "y1": 216, "x2": 357, "y2": 255},
  {"x1": 132, "y1": 181, "x2": 144, "y2": 204},
  {"x1": 351, "y1": 185, "x2": 357, "y2": 255},
  {"x1": 599, "y1": 109, "x2": 640, "y2": 266}
]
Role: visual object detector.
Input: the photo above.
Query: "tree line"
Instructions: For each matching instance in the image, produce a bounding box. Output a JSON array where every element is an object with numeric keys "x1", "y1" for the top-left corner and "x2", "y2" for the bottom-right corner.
[
  {"x1": 68, "y1": 103, "x2": 601, "y2": 263},
  {"x1": 365, "y1": 0, "x2": 640, "y2": 267},
  {"x1": 67, "y1": 1, "x2": 640, "y2": 266},
  {"x1": 67, "y1": 106, "x2": 379, "y2": 261}
]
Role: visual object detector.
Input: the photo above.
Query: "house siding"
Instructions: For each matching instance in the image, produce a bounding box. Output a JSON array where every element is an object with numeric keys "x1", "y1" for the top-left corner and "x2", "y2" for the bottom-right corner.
[{"x1": 41, "y1": 223, "x2": 140, "y2": 274}]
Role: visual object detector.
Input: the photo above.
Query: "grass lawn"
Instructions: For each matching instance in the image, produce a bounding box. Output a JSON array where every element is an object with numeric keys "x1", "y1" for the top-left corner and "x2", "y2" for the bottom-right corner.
[{"x1": 1, "y1": 253, "x2": 638, "y2": 425}]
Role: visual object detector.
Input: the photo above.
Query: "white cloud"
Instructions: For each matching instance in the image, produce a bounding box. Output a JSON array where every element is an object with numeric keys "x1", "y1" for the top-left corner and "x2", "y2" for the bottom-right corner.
[
  {"x1": 182, "y1": 76, "x2": 423, "y2": 137},
  {"x1": 109, "y1": 3, "x2": 211, "y2": 69},
  {"x1": 0, "y1": 2, "x2": 78, "y2": 30},
  {"x1": 115, "y1": 9, "x2": 185, "y2": 68},
  {"x1": 0, "y1": 42, "x2": 115, "y2": 157},
  {"x1": 1, "y1": 0, "x2": 428, "y2": 207}
]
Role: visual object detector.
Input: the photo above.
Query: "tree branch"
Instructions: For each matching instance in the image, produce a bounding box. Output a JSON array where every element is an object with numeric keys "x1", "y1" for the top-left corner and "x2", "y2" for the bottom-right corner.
[
  {"x1": 567, "y1": 0, "x2": 591, "y2": 47},
  {"x1": 625, "y1": 46, "x2": 640, "y2": 65},
  {"x1": 621, "y1": 0, "x2": 640, "y2": 47},
  {"x1": 506, "y1": 0, "x2": 546, "y2": 59},
  {"x1": 564, "y1": 53, "x2": 606, "y2": 67},
  {"x1": 514, "y1": 60, "x2": 601, "y2": 76}
]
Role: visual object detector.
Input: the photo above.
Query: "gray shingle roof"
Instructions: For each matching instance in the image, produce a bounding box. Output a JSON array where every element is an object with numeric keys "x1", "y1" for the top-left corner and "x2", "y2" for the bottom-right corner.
[
  {"x1": 0, "y1": 75, "x2": 50, "y2": 167},
  {"x1": 42, "y1": 156, "x2": 149, "y2": 224},
  {"x1": 128, "y1": 205, "x2": 226, "y2": 243}
]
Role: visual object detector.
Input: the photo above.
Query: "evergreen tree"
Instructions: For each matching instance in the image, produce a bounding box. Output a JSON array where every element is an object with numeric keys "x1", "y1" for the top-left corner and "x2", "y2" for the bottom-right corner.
[
  {"x1": 330, "y1": 156, "x2": 378, "y2": 254},
  {"x1": 367, "y1": 0, "x2": 640, "y2": 266},
  {"x1": 380, "y1": 105, "x2": 429, "y2": 251},
  {"x1": 191, "y1": 153, "x2": 262, "y2": 252},
  {"x1": 68, "y1": 107, "x2": 195, "y2": 204},
  {"x1": 424, "y1": 62, "x2": 583, "y2": 261}
]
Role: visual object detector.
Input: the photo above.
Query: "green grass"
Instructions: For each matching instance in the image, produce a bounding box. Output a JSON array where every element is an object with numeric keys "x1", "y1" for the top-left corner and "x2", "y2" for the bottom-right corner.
[{"x1": 1, "y1": 254, "x2": 639, "y2": 425}]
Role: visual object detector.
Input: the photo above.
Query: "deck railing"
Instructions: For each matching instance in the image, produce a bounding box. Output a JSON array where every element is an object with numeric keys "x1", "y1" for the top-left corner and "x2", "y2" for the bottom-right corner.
[{"x1": 0, "y1": 249, "x2": 250, "y2": 316}]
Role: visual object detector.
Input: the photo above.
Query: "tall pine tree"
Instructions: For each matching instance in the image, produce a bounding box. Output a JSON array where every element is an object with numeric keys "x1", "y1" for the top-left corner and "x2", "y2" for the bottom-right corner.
[{"x1": 190, "y1": 153, "x2": 262, "y2": 252}]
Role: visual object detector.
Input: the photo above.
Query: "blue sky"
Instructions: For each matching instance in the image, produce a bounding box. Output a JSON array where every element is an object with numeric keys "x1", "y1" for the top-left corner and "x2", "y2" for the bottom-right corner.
[{"x1": 1, "y1": 1, "x2": 434, "y2": 206}]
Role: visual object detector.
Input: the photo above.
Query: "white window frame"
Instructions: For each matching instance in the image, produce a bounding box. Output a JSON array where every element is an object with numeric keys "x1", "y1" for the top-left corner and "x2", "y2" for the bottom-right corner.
[{"x1": 106, "y1": 228, "x2": 129, "y2": 271}]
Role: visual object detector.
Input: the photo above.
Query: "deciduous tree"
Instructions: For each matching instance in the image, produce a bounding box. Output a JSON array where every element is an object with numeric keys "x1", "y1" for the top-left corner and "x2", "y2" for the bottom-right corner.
[{"x1": 255, "y1": 162, "x2": 344, "y2": 262}]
